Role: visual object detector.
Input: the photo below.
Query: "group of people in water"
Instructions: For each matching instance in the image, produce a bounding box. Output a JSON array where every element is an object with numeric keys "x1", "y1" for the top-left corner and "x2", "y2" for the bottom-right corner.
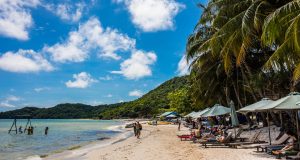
[
  {"x1": 133, "y1": 121, "x2": 142, "y2": 138},
  {"x1": 18, "y1": 126, "x2": 49, "y2": 135}
]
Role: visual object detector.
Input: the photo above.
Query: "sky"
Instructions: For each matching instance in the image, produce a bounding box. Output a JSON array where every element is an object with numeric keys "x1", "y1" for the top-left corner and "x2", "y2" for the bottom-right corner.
[{"x1": 0, "y1": 0, "x2": 203, "y2": 111}]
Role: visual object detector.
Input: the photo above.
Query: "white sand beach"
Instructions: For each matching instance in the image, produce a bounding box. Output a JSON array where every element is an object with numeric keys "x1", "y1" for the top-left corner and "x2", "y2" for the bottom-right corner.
[{"x1": 44, "y1": 124, "x2": 276, "y2": 160}]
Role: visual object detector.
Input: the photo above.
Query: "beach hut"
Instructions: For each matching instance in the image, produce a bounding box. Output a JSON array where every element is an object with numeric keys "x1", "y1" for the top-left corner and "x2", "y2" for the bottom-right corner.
[
  {"x1": 237, "y1": 98, "x2": 273, "y2": 114},
  {"x1": 201, "y1": 104, "x2": 231, "y2": 117},
  {"x1": 158, "y1": 111, "x2": 179, "y2": 120}
]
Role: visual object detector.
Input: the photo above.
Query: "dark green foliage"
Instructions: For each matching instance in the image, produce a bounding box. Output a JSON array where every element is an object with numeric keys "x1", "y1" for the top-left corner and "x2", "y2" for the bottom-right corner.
[{"x1": 0, "y1": 103, "x2": 123, "y2": 119}]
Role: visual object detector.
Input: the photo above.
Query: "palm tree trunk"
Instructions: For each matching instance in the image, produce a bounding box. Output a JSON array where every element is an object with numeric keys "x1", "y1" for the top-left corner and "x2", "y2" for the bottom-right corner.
[
  {"x1": 244, "y1": 62, "x2": 264, "y2": 97},
  {"x1": 232, "y1": 80, "x2": 243, "y2": 109},
  {"x1": 241, "y1": 65, "x2": 258, "y2": 101}
]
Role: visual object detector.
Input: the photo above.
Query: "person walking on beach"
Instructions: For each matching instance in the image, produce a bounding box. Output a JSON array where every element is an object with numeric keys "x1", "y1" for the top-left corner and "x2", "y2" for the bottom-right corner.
[
  {"x1": 133, "y1": 123, "x2": 137, "y2": 136},
  {"x1": 136, "y1": 121, "x2": 142, "y2": 139},
  {"x1": 178, "y1": 119, "x2": 181, "y2": 131}
]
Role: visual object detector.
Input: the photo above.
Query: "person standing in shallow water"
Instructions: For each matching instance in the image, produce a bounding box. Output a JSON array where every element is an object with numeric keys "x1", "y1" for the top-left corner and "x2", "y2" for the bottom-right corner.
[
  {"x1": 18, "y1": 126, "x2": 23, "y2": 134},
  {"x1": 45, "y1": 127, "x2": 49, "y2": 135}
]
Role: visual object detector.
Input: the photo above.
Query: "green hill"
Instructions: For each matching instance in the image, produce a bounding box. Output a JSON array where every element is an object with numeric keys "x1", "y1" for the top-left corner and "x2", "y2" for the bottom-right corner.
[
  {"x1": 0, "y1": 76, "x2": 189, "y2": 119},
  {"x1": 99, "y1": 76, "x2": 190, "y2": 119}
]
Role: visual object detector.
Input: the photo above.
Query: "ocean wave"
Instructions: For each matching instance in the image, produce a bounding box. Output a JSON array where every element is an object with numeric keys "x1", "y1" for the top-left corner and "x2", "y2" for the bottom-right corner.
[
  {"x1": 106, "y1": 124, "x2": 125, "y2": 132},
  {"x1": 24, "y1": 155, "x2": 42, "y2": 160}
]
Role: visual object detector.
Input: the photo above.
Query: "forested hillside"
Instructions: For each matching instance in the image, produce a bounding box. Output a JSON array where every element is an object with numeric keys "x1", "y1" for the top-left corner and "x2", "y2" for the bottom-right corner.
[
  {"x1": 99, "y1": 76, "x2": 192, "y2": 119},
  {"x1": 0, "y1": 76, "x2": 191, "y2": 119}
]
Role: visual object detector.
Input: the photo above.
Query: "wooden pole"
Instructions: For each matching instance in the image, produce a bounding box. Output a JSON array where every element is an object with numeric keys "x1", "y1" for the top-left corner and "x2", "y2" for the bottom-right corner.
[
  {"x1": 296, "y1": 111, "x2": 300, "y2": 149},
  {"x1": 280, "y1": 112, "x2": 283, "y2": 127},
  {"x1": 268, "y1": 112, "x2": 271, "y2": 145}
]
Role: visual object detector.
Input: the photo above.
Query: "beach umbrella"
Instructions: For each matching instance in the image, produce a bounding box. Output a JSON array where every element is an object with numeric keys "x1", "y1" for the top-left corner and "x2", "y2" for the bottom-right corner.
[
  {"x1": 184, "y1": 111, "x2": 196, "y2": 118},
  {"x1": 254, "y1": 93, "x2": 300, "y2": 111},
  {"x1": 238, "y1": 98, "x2": 273, "y2": 114},
  {"x1": 201, "y1": 104, "x2": 231, "y2": 117},
  {"x1": 230, "y1": 101, "x2": 239, "y2": 138},
  {"x1": 230, "y1": 101, "x2": 239, "y2": 127},
  {"x1": 191, "y1": 108, "x2": 210, "y2": 118},
  {"x1": 255, "y1": 92, "x2": 300, "y2": 145}
]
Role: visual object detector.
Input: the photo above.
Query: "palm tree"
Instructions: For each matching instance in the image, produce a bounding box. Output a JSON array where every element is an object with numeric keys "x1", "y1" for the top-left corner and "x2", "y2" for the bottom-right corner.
[
  {"x1": 186, "y1": 0, "x2": 294, "y2": 108},
  {"x1": 262, "y1": 1, "x2": 300, "y2": 84}
]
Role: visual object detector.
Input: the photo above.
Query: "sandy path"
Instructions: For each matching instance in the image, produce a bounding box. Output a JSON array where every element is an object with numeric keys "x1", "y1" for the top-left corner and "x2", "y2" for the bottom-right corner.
[
  {"x1": 45, "y1": 124, "x2": 276, "y2": 160},
  {"x1": 84, "y1": 125, "x2": 203, "y2": 160}
]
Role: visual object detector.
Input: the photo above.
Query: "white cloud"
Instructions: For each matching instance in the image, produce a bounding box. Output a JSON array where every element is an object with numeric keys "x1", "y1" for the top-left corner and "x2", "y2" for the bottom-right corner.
[
  {"x1": 43, "y1": 17, "x2": 136, "y2": 62},
  {"x1": 129, "y1": 89, "x2": 143, "y2": 97},
  {"x1": 0, "y1": 49, "x2": 54, "y2": 73},
  {"x1": 66, "y1": 72, "x2": 98, "y2": 88},
  {"x1": 115, "y1": 0, "x2": 185, "y2": 32},
  {"x1": 111, "y1": 50, "x2": 157, "y2": 79},
  {"x1": 99, "y1": 75, "x2": 113, "y2": 81},
  {"x1": 0, "y1": 95, "x2": 21, "y2": 108},
  {"x1": 177, "y1": 55, "x2": 191, "y2": 76},
  {"x1": 34, "y1": 87, "x2": 50, "y2": 92},
  {"x1": 6, "y1": 95, "x2": 20, "y2": 101},
  {"x1": 0, "y1": 0, "x2": 40, "y2": 40},
  {"x1": 106, "y1": 94, "x2": 113, "y2": 98},
  {"x1": 44, "y1": 2, "x2": 85, "y2": 22},
  {"x1": 89, "y1": 100, "x2": 104, "y2": 106}
]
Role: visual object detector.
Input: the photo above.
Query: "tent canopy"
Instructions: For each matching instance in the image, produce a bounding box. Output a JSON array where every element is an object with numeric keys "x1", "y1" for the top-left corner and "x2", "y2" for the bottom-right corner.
[
  {"x1": 257, "y1": 92, "x2": 300, "y2": 111},
  {"x1": 184, "y1": 111, "x2": 196, "y2": 118},
  {"x1": 238, "y1": 98, "x2": 273, "y2": 113},
  {"x1": 201, "y1": 104, "x2": 231, "y2": 117},
  {"x1": 166, "y1": 114, "x2": 178, "y2": 118},
  {"x1": 192, "y1": 108, "x2": 210, "y2": 118},
  {"x1": 159, "y1": 111, "x2": 178, "y2": 117}
]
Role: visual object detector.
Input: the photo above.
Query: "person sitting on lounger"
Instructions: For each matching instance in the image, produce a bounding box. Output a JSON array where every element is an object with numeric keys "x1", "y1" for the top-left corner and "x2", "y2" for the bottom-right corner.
[
  {"x1": 272, "y1": 130, "x2": 297, "y2": 155},
  {"x1": 216, "y1": 130, "x2": 232, "y2": 143}
]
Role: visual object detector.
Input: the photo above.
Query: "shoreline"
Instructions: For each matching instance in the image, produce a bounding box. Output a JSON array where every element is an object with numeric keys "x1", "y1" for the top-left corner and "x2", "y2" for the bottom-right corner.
[{"x1": 24, "y1": 121, "x2": 133, "y2": 160}]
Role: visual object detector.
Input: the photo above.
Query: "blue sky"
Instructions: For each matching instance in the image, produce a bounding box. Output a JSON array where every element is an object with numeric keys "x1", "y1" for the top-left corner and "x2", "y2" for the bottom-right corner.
[{"x1": 0, "y1": 0, "x2": 203, "y2": 111}]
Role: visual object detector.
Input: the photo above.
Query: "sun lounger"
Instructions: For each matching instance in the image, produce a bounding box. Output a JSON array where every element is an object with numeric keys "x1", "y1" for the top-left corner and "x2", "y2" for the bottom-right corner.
[
  {"x1": 177, "y1": 132, "x2": 195, "y2": 141},
  {"x1": 286, "y1": 152, "x2": 300, "y2": 160},
  {"x1": 227, "y1": 130, "x2": 266, "y2": 148},
  {"x1": 272, "y1": 149, "x2": 298, "y2": 159},
  {"x1": 256, "y1": 133, "x2": 290, "y2": 152}
]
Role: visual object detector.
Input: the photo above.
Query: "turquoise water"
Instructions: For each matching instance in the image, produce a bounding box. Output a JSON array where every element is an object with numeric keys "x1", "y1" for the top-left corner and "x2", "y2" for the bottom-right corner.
[{"x1": 0, "y1": 119, "x2": 125, "y2": 160}]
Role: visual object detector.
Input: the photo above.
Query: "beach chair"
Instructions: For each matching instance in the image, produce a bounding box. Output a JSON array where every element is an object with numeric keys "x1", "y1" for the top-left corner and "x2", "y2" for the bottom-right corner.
[
  {"x1": 228, "y1": 130, "x2": 266, "y2": 148},
  {"x1": 177, "y1": 132, "x2": 195, "y2": 141},
  {"x1": 255, "y1": 133, "x2": 290, "y2": 152},
  {"x1": 233, "y1": 128, "x2": 245, "y2": 141}
]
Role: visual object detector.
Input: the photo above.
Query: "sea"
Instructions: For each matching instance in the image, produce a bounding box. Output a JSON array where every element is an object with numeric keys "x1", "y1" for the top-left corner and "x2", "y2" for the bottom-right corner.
[{"x1": 0, "y1": 119, "x2": 130, "y2": 160}]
